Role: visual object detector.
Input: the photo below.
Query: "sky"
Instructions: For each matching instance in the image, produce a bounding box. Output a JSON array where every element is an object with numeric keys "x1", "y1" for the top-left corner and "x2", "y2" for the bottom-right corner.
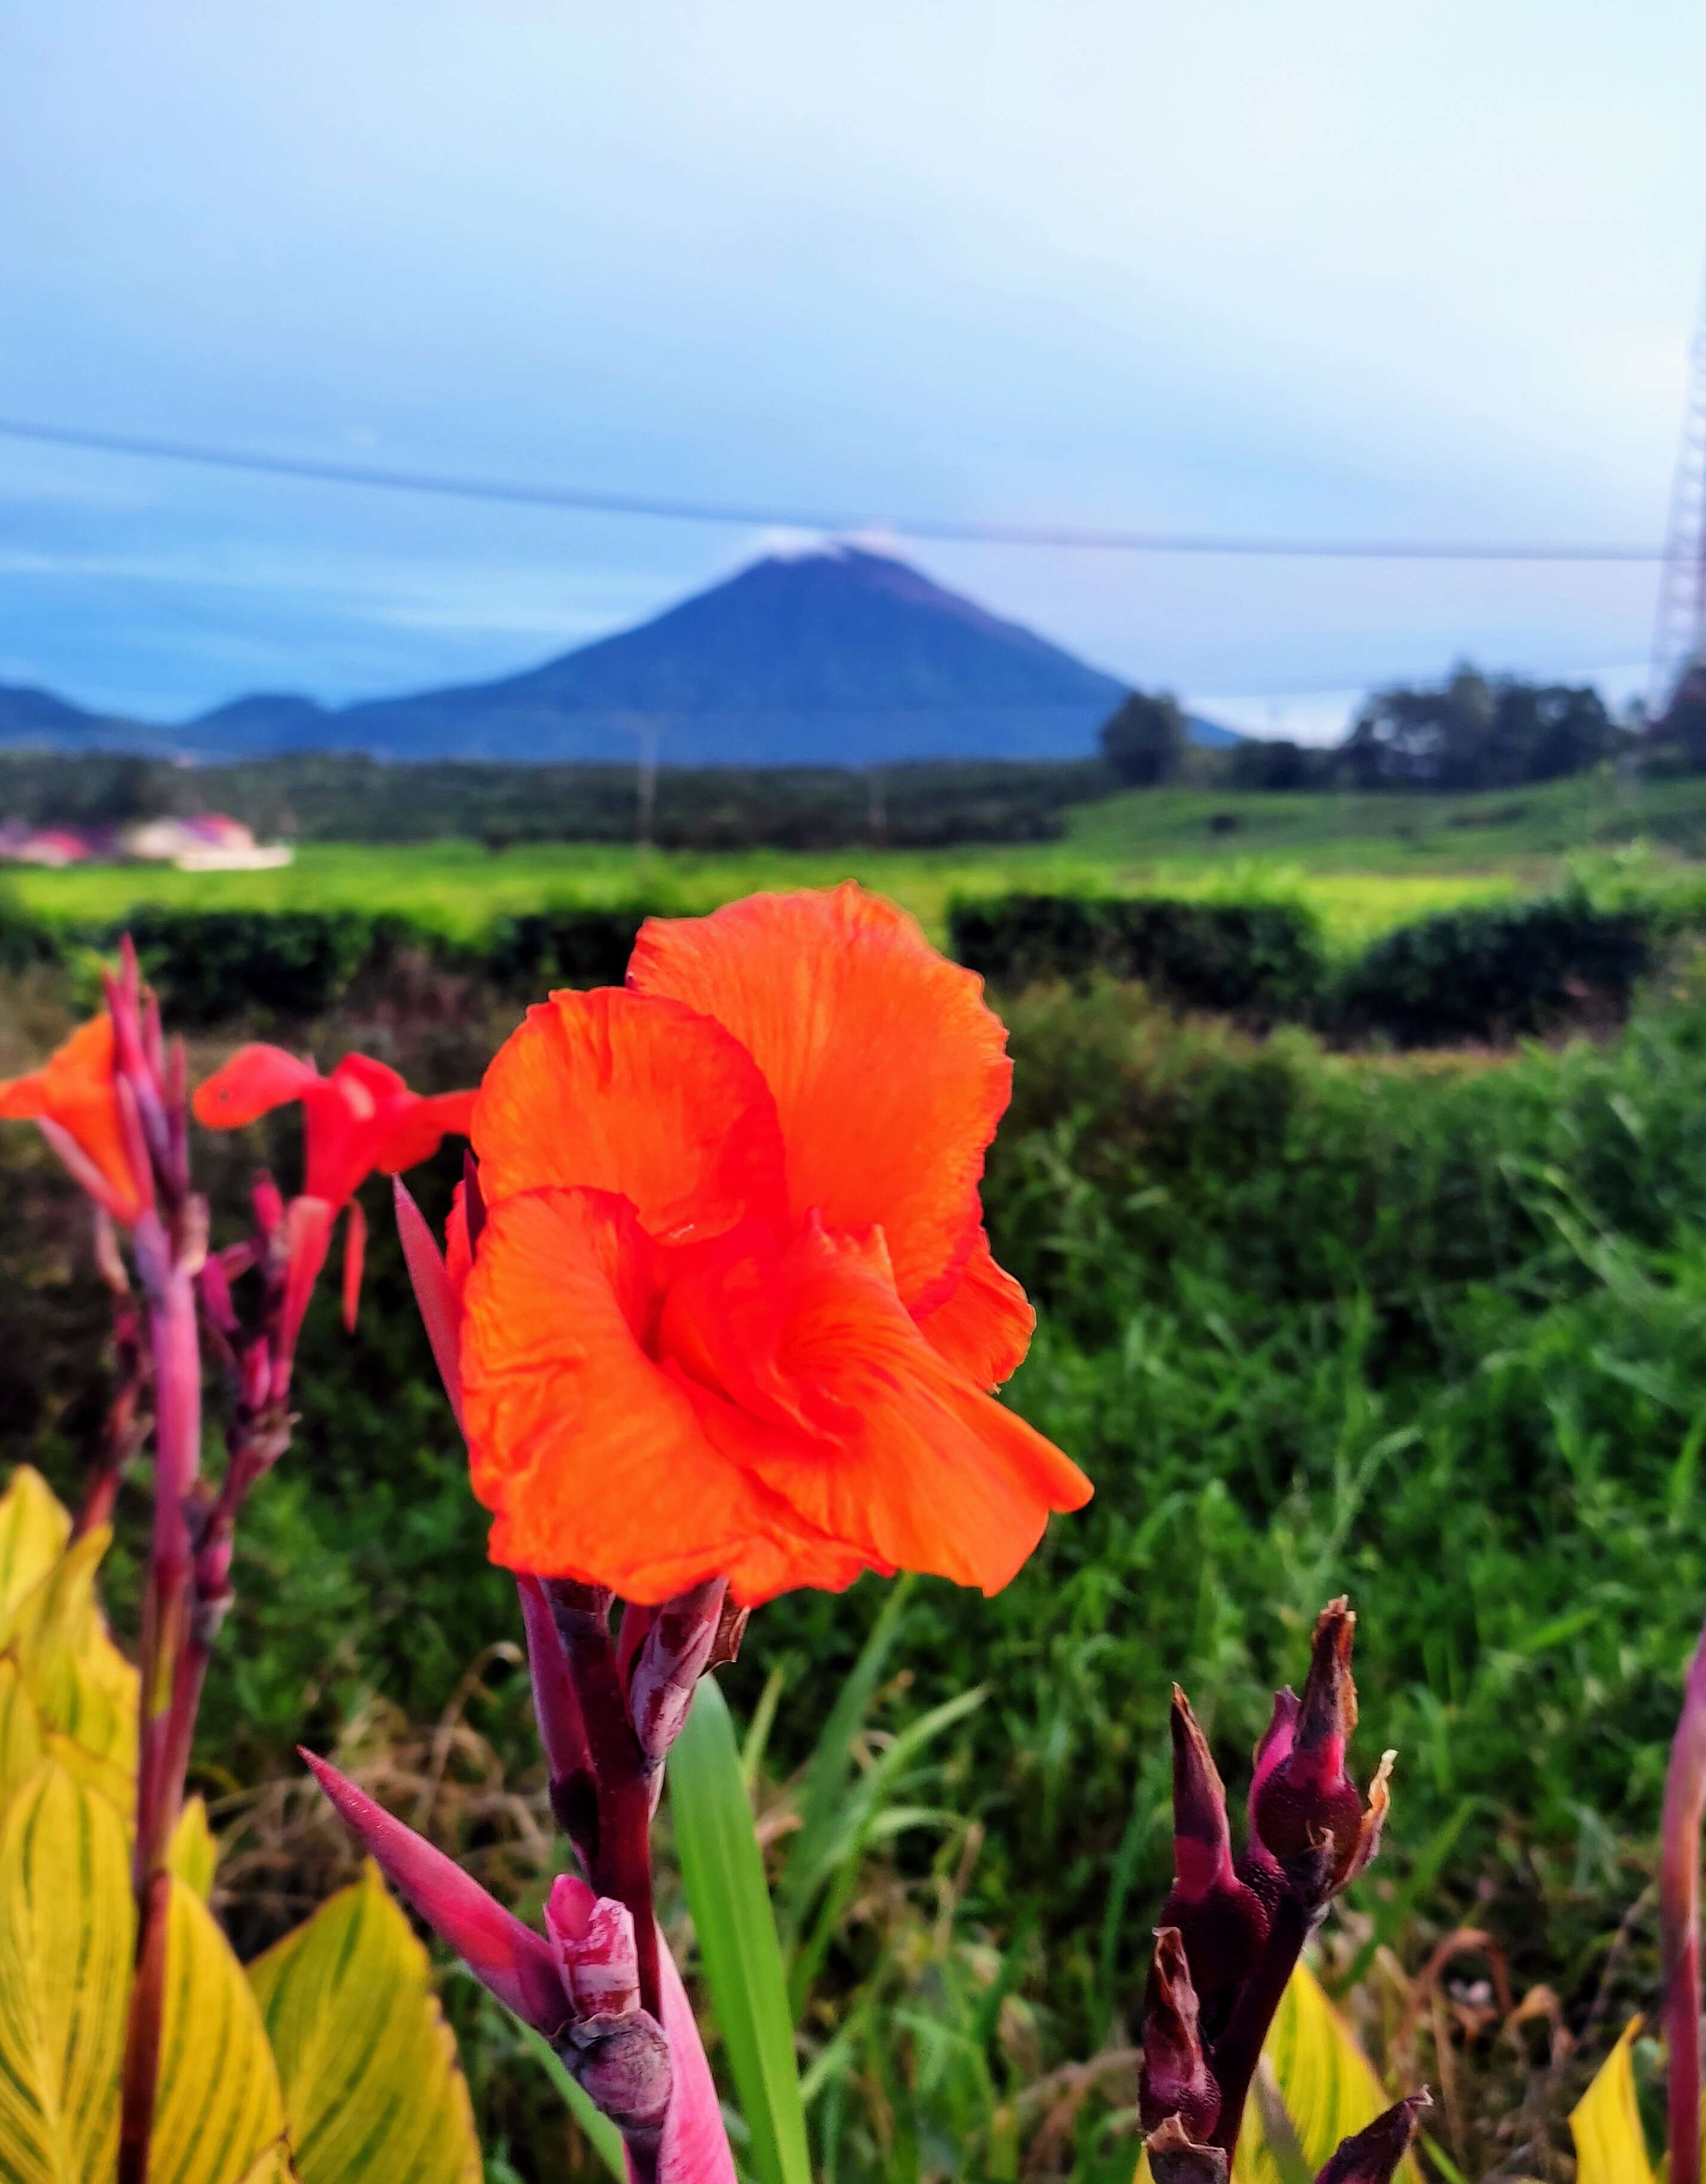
[{"x1": 2, "y1": 0, "x2": 1704, "y2": 743}]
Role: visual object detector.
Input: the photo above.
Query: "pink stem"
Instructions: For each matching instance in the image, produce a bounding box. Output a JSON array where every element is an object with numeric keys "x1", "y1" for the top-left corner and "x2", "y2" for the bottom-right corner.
[
  {"x1": 1664, "y1": 1618, "x2": 1706, "y2": 2184},
  {"x1": 118, "y1": 1220, "x2": 203, "y2": 2184}
]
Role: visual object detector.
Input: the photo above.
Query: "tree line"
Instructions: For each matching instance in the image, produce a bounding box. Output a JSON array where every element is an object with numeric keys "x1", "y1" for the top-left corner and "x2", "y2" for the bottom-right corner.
[{"x1": 1098, "y1": 664, "x2": 1657, "y2": 793}]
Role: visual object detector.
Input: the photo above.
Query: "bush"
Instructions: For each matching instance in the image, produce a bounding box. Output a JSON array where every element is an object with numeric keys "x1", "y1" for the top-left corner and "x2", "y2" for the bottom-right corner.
[
  {"x1": 117, "y1": 908, "x2": 384, "y2": 1025},
  {"x1": 949, "y1": 892, "x2": 1325, "y2": 1015},
  {"x1": 484, "y1": 905, "x2": 657, "y2": 993},
  {"x1": 1330, "y1": 894, "x2": 1654, "y2": 1046}
]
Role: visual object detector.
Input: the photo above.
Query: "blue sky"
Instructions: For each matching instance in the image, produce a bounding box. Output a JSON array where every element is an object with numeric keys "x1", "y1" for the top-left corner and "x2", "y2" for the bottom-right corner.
[{"x1": 2, "y1": 0, "x2": 1703, "y2": 741}]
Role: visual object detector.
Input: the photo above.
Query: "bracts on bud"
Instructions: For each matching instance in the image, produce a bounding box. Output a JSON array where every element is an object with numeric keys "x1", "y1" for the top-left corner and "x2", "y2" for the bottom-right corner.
[{"x1": 1139, "y1": 1599, "x2": 1415, "y2": 2176}]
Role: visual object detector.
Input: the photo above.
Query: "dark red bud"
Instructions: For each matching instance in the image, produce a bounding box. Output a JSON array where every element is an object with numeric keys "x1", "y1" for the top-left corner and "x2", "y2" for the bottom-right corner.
[
  {"x1": 1250, "y1": 1600, "x2": 1365, "y2": 1887},
  {"x1": 1162, "y1": 1688, "x2": 1271, "y2": 2030},
  {"x1": 1312, "y1": 2091, "x2": 1431, "y2": 2184},
  {"x1": 1140, "y1": 1927, "x2": 1221, "y2": 2145}
]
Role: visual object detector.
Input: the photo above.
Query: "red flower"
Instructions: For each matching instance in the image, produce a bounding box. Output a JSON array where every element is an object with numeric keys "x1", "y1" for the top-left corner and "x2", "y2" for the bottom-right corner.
[
  {"x1": 194, "y1": 1046, "x2": 475, "y2": 1334},
  {"x1": 0, "y1": 1014, "x2": 149, "y2": 1226},
  {"x1": 459, "y1": 883, "x2": 1091, "y2": 1606}
]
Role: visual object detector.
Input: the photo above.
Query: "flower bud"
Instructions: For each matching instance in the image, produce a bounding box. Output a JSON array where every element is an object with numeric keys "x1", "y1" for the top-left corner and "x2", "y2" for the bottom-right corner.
[
  {"x1": 1250, "y1": 1600, "x2": 1388, "y2": 1896},
  {"x1": 1140, "y1": 1926, "x2": 1221, "y2": 2145},
  {"x1": 1312, "y1": 2091, "x2": 1431, "y2": 2184},
  {"x1": 1160, "y1": 1687, "x2": 1269, "y2": 2031}
]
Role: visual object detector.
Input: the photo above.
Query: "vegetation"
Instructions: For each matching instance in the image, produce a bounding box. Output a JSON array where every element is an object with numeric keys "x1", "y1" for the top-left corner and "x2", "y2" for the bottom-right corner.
[
  {"x1": 8, "y1": 905, "x2": 1706, "y2": 2176},
  {"x1": 1098, "y1": 692, "x2": 1188, "y2": 787}
]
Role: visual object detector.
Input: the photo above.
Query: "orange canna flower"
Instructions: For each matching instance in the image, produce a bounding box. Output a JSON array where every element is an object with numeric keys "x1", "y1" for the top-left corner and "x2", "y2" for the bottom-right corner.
[
  {"x1": 194, "y1": 1046, "x2": 477, "y2": 1334},
  {"x1": 0, "y1": 1014, "x2": 149, "y2": 1225},
  {"x1": 460, "y1": 882, "x2": 1092, "y2": 1607}
]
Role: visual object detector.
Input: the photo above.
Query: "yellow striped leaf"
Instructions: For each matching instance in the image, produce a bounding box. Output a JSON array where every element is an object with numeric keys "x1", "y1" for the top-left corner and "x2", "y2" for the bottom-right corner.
[
  {"x1": 6, "y1": 1525, "x2": 138, "y2": 1774},
  {"x1": 0, "y1": 1760, "x2": 132, "y2": 2183},
  {"x1": 0, "y1": 1468, "x2": 71, "y2": 1625},
  {"x1": 0, "y1": 1759, "x2": 289, "y2": 2184},
  {"x1": 1570, "y1": 2018, "x2": 1655, "y2": 2184},
  {"x1": 149, "y1": 1874, "x2": 290, "y2": 2184},
  {"x1": 170, "y1": 1795, "x2": 219, "y2": 1900},
  {"x1": 248, "y1": 1861, "x2": 482, "y2": 2184},
  {"x1": 0, "y1": 1658, "x2": 46, "y2": 1810}
]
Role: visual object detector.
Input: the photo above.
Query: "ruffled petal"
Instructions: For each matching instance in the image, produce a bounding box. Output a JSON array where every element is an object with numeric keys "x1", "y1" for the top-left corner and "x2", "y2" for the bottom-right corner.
[
  {"x1": 913, "y1": 1229, "x2": 1034, "y2": 1389},
  {"x1": 0, "y1": 1015, "x2": 144, "y2": 1222},
  {"x1": 682, "y1": 1221, "x2": 1090, "y2": 1600},
  {"x1": 627, "y1": 884, "x2": 1009, "y2": 1311},
  {"x1": 192, "y1": 1043, "x2": 321, "y2": 1129},
  {"x1": 472, "y1": 989, "x2": 787, "y2": 1244},
  {"x1": 460, "y1": 1186, "x2": 852, "y2": 1602}
]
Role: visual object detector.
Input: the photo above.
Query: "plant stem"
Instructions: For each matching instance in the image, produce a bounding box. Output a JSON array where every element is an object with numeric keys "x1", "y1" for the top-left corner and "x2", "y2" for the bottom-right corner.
[
  {"x1": 118, "y1": 1224, "x2": 202, "y2": 2184},
  {"x1": 545, "y1": 1583, "x2": 664, "y2": 2028},
  {"x1": 1662, "y1": 1618, "x2": 1706, "y2": 2184},
  {"x1": 1206, "y1": 1895, "x2": 1311, "y2": 2162}
]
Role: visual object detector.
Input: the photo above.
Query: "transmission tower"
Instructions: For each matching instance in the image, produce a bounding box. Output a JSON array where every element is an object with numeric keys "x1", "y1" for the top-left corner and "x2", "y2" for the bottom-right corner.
[{"x1": 1650, "y1": 264, "x2": 1706, "y2": 719}]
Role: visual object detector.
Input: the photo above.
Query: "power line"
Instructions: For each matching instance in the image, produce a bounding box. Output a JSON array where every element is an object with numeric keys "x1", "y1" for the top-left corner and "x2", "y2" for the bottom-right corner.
[{"x1": 0, "y1": 414, "x2": 1670, "y2": 565}]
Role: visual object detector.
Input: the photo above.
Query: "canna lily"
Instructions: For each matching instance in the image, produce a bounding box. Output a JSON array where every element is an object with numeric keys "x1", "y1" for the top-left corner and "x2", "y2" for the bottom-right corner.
[
  {"x1": 459, "y1": 882, "x2": 1092, "y2": 1606},
  {"x1": 194, "y1": 1045, "x2": 476, "y2": 1335},
  {"x1": 0, "y1": 1013, "x2": 149, "y2": 1225}
]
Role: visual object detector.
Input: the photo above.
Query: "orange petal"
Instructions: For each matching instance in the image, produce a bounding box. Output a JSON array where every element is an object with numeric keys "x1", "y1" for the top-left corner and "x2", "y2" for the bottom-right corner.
[
  {"x1": 914, "y1": 1229, "x2": 1034, "y2": 1389},
  {"x1": 472, "y1": 989, "x2": 786, "y2": 1243},
  {"x1": 194, "y1": 1043, "x2": 321, "y2": 1128},
  {"x1": 684, "y1": 1221, "x2": 1091, "y2": 1599},
  {"x1": 0, "y1": 1015, "x2": 143, "y2": 1222},
  {"x1": 628, "y1": 884, "x2": 1009, "y2": 1311},
  {"x1": 460, "y1": 1187, "x2": 852, "y2": 1602}
]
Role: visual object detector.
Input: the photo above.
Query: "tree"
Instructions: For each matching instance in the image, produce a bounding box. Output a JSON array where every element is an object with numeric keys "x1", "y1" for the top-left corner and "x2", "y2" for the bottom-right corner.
[
  {"x1": 1227, "y1": 737, "x2": 1319, "y2": 792},
  {"x1": 1340, "y1": 665, "x2": 1615, "y2": 791},
  {"x1": 1098, "y1": 690, "x2": 1187, "y2": 787}
]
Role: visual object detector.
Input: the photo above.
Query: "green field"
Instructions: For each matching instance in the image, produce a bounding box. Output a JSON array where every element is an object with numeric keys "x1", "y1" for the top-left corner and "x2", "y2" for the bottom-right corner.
[{"x1": 20, "y1": 765, "x2": 1701, "y2": 950}]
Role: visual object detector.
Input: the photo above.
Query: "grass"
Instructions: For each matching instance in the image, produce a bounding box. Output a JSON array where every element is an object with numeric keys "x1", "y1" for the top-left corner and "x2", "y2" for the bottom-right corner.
[{"x1": 14, "y1": 765, "x2": 1706, "y2": 952}]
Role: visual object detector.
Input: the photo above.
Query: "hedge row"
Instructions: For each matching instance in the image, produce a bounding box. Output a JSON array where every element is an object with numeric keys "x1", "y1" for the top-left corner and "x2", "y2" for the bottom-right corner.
[
  {"x1": 0, "y1": 889, "x2": 1673, "y2": 1047},
  {"x1": 948, "y1": 890, "x2": 1662, "y2": 1045}
]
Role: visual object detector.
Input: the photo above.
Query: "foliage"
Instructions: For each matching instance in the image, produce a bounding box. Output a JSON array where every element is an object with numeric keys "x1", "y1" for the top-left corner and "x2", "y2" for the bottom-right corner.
[
  {"x1": 1226, "y1": 738, "x2": 1326, "y2": 793},
  {"x1": 0, "y1": 1468, "x2": 484, "y2": 2184},
  {"x1": 1330, "y1": 893, "x2": 1655, "y2": 1046},
  {"x1": 1098, "y1": 692, "x2": 1188, "y2": 788},
  {"x1": 950, "y1": 893, "x2": 1325, "y2": 1017},
  {"x1": 0, "y1": 749, "x2": 1111, "y2": 851},
  {"x1": 1340, "y1": 666, "x2": 1619, "y2": 792}
]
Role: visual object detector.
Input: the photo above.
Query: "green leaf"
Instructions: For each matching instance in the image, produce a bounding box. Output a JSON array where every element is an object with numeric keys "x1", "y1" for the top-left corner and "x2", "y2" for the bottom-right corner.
[
  {"x1": 672, "y1": 1675, "x2": 810, "y2": 2184},
  {"x1": 1570, "y1": 2017, "x2": 1655, "y2": 2184},
  {"x1": 248, "y1": 1860, "x2": 481, "y2": 2184}
]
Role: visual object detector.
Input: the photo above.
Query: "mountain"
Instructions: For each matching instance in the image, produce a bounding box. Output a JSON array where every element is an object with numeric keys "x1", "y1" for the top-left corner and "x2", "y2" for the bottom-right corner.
[
  {"x1": 2, "y1": 546, "x2": 1240, "y2": 765},
  {"x1": 0, "y1": 685, "x2": 150, "y2": 750},
  {"x1": 334, "y1": 546, "x2": 1134, "y2": 765}
]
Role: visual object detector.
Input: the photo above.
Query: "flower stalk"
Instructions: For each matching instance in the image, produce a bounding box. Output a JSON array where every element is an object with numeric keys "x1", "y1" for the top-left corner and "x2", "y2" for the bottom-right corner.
[
  {"x1": 1140, "y1": 1600, "x2": 1402, "y2": 2183},
  {"x1": 1662, "y1": 1616, "x2": 1706, "y2": 2184}
]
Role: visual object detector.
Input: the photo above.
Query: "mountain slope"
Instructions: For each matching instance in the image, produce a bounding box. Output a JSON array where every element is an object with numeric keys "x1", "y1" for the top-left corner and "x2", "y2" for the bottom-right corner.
[{"x1": 337, "y1": 545, "x2": 1132, "y2": 764}]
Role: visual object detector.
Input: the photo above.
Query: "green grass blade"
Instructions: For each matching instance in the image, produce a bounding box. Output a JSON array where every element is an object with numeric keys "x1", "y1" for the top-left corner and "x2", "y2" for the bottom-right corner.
[
  {"x1": 672, "y1": 1676, "x2": 812, "y2": 2184},
  {"x1": 781, "y1": 1573, "x2": 916, "y2": 1938}
]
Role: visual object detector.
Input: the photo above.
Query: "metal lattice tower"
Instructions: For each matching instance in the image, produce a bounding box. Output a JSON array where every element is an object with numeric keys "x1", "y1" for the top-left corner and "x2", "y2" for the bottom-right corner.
[{"x1": 1650, "y1": 267, "x2": 1706, "y2": 718}]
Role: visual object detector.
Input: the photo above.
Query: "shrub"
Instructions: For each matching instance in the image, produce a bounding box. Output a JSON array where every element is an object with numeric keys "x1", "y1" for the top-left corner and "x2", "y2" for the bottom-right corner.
[
  {"x1": 117, "y1": 907, "x2": 383, "y2": 1024},
  {"x1": 948, "y1": 892, "x2": 1325, "y2": 1015},
  {"x1": 1329, "y1": 893, "x2": 1654, "y2": 1046},
  {"x1": 484, "y1": 905, "x2": 657, "y2": 992}
]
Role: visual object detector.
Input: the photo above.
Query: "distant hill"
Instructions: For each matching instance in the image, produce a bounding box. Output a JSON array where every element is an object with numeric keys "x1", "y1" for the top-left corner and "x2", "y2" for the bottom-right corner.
[{"x1": 0, "y1": 546, "x2": 1240, "y2": 765}]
